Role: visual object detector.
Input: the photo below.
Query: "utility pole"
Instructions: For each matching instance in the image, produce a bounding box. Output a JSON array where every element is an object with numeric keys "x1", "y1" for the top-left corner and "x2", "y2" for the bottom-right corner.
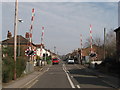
[
  {"x1": 104, "y1": 28, "x2": 106, "y2": 60},
  {"x1": 14, "y1": 0, "x2": 18, "y2": 80}
]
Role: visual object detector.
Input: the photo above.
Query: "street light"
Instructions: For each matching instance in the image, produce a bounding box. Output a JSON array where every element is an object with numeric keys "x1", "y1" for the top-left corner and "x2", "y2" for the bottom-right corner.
[
  {"x1": 18, "y1": 19, "x2": 23, "y2": 56},
  {"x1": 18, "y1": 19, "x2": 23, "y2": 23}
]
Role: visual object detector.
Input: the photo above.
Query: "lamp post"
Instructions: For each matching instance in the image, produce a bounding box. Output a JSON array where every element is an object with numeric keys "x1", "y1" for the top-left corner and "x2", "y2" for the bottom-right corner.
[
  {"x1": 18, "y1": 19, "x2": 23, "y2": 56},
  {"x1": 13, "y1": 0, "x2": 18, "y2": 80}
]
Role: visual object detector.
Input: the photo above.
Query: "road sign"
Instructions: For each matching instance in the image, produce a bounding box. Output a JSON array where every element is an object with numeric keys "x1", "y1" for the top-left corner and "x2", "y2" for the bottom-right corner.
[{"x1": 25, "y1": 49, "x2": 36, "y2": 56}]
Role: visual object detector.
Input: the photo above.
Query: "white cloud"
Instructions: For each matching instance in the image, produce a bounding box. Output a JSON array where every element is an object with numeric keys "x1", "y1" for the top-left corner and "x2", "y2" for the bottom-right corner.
[{"x1": 2, "y1": 2, "x2": 118, "y2": 55}]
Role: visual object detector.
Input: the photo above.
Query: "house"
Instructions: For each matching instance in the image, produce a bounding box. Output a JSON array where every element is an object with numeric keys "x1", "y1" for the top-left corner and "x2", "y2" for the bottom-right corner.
[
  {"x1": 114, "y1": 27, "x2": 120, "y2": 62},
  {"x1": 69, "y1": 45, "x2": 104, "y2": 61},
  {"x1": 82, "y1": 45, "x2": 104, "y2": 61},
  {"x1": 2, "y1": 31, "x2": 36, "y2": 60},
  {"x1": 35, "y1": 43, "x2": 51, "y2": 59},
  {"x1": 51, "y1": 52, "x2": 58, "y2": 59}
]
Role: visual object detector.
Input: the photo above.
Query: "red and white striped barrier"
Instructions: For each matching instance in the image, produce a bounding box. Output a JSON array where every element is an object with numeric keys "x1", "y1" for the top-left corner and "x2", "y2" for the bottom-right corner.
[
  {"x1": 90, "y1": 24, "x2": 93, "y2": 53},
  {"x1": 80, "y1": 34, "x2": 82, "y2": 59},
  {"x1": 29, "y1": 8, "x2": 35, "y2": 45}
]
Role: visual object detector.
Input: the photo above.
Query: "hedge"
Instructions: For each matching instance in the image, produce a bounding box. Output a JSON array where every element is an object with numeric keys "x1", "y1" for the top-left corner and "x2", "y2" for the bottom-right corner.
[{"x1": 2, "y1": 57, "x2": 26, "y2": 83}]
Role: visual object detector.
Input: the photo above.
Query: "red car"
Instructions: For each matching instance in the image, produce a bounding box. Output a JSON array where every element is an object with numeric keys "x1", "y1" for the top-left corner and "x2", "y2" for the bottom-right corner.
[{"x1": 52, "y1": 58, "x2": 59, "y2": 65}]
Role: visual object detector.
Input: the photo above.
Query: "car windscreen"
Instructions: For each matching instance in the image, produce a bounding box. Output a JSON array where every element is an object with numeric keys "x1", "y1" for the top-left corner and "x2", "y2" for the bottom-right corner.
[
  {"x1": 53, "y1": 58, "x2": 58, "y2": 61},
  {"x1": 69, "y1": 58, "x2": 74, "y2": 60}
]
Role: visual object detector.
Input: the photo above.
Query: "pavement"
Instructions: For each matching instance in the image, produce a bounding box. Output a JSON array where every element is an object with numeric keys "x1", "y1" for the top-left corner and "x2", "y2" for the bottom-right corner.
[{"x1": 2, "y1": 64, "x2": 51, "y2": 88}]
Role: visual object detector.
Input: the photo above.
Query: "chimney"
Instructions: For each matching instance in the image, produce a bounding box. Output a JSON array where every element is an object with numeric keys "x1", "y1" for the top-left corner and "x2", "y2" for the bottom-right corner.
[
  {"x1": 7, "y1": 31, "x2": 12, "y2": 39},
  {"x1": 25, "y1": 32, "x2": 29, "y2": 39}
]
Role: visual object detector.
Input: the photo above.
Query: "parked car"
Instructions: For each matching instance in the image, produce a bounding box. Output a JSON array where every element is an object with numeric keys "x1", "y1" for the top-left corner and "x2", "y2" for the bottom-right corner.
[
  {"x1": 52, "y1": 58, "x2": 59, "y2": 65},
  {"x1": 67, "y1": 58, "x2": 75, "y2": 64}
]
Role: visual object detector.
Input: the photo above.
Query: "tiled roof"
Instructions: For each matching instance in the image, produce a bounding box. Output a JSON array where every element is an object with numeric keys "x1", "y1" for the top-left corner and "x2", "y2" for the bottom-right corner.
[
  {"x1": 35, "y1": 43, "x2": 45, "y2": 48},
  {"x1": 2, "y1": 35, "x2": 35, "y2": 46}
]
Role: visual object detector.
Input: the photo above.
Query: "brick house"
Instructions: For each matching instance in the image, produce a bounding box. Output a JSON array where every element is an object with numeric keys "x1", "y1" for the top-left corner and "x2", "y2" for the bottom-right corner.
[
  {"x1": 114, "y1": 27, "x2": 120, "y2": 62},
  {"x1": 67, "y1": 45, "x2": 104, "y2": 63},
  {"x1": 82, "y1": 45, "x2": 104, "y2": 61},
  {"x1": 2, "y1": 31, "x2": 36, "y2": 59},
  {"x1": 69, "y1": 45, "x2": 104, "y2": 61}
]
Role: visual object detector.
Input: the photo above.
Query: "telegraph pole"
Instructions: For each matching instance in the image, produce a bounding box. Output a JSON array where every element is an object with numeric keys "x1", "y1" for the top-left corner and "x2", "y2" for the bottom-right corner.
[
  {"x1": 104, "y1": 28, "x2": 106, "y2": 60},
  {"x1": 14, "y1": 0, "x2": 18, "y2": 80}
]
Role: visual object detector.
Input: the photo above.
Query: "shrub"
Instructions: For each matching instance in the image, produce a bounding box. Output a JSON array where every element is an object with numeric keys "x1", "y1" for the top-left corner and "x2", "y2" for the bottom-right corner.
[
  {"x1": 2, "y1": 56, "x2": 27, "y2": 83},
  {"x1": 2, "y1": 57, "x2": 14, "y2": 83},
  {"x1": 16, "y1": 57, "x2": 26, "y2": 78}
]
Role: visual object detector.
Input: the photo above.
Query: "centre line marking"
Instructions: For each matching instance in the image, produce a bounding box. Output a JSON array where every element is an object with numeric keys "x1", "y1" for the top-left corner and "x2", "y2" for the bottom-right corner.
[
  {"x1": 76, "y1": 85, "x2": 80, "y2": 88},
  {"x1": 63, "y1": 64, "x2": 75, "y2": 88}
]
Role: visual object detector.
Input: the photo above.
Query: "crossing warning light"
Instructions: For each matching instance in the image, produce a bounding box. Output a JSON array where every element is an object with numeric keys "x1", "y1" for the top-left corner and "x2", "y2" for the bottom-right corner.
[
  {"x1": 89, "y1": 53, "x2": 97, "y2": 57},
  {"x1": 25, "y1": 49, "x2": 36, "y2": 56}
]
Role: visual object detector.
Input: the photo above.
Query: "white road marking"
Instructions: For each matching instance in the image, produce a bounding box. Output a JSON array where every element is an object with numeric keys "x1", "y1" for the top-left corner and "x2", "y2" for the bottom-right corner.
[
  {"x1": 66, "y1": 71, "x2": 75, "y2": 88},
  {"x1": 74, "y1": 65, "x2": 82, "y2": 69},
  {"x1": 46, "y1": 68, "x2": 49, "y2": 71},
  {"x1": 28, "y1": 80, "x2": 38, "y2": 88},
  {"x1": 72, "y1": 74, "x2": 97, "y2": 78},
  {"x1": 67, "y1": 71, "x2": 69, "y2": 73},
  {"x1": 62, "y1": 64, "x2": 75, "y2": 88},
  {"x1": 22, "y1": 74, "x2": 40, "y2": 88},
  {"x1": 22, "y1": 67, "x2": 50, "y2": 88},
  {"x1": 76, "y1": 85, "x2": 80, "y2": 88},
  {"x1": 40, "y1": 68, "x2": 43, "y2": 71}
]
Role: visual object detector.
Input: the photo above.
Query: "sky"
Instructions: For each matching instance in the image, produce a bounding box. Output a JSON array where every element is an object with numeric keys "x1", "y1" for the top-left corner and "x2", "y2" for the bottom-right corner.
[{"x1": 2, "y1": 1, "x2": 118, "y2": 55}]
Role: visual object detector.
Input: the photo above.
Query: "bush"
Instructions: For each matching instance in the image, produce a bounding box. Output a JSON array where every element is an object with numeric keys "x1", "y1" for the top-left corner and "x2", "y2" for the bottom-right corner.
[
  {"x1": 47, "y1": 60, "x2": 51, "y2": 64},
  {"x1": 16, "y1": 57, "x2": 26, "y2": 78},
  {"x1": 2, "y1": 57, "x2": 14, "y2": 83},
  {"x1": 2, "y1": 57, "x2": 27, "y2": 83}
]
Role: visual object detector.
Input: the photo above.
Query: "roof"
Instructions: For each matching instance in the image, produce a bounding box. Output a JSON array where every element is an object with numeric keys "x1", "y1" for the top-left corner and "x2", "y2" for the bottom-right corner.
[
  {"x1": 114, "y1": 27, "x2": 120, "y2": 32},
  {"x1": 35, "y1": 43, "x2": 45, "y2": 48},
  {"x1": 2, "y1": 35, "x2": 35, "y2": 46}
]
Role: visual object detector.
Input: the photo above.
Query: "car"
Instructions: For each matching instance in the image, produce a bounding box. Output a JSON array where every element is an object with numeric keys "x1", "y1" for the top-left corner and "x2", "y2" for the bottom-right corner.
[
  {"x1": 67, "y1": 58, "x2": 75, "y2": 64},
  {"x1": 52, "y1": 58, "x2": 59, "y2": 65}
]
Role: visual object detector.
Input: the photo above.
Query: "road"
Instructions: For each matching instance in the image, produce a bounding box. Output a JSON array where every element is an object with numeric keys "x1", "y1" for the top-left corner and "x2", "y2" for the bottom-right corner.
[{"x1": 30, "y1": 61, "x2": 114, "y2": 88}]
